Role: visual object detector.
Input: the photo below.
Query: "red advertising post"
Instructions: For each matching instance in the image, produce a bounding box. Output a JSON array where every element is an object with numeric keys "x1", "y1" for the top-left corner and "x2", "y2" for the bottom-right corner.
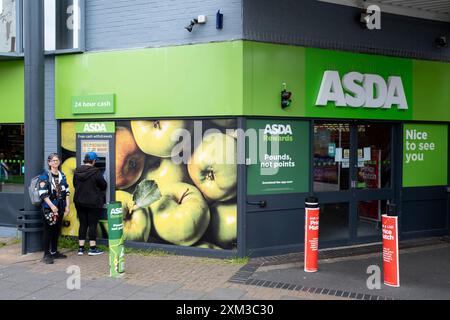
[
  {"x1": 382, "y1": 214, "x2": 400, "y2": 287},
  {"x1": 304, "y1": 197, "x2": 319, "y2": 273}
]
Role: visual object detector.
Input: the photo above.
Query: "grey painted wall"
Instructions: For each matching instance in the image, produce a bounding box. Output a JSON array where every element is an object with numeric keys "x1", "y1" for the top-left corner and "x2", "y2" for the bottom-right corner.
[
  {"x1": 244, "y1": 0, "x2": 450, "y2": 62},
  {"x1": 85, "y1": 0, "x2": 243, "y2": 51},
  {"x1": 44, "y1": 56, "x2": 56, "y2": 163}
]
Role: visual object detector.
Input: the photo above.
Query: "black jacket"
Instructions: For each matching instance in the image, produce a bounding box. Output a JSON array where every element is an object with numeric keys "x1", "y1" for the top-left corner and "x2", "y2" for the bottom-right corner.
[{"x1": 73, "y1": 165, "x2": 107, "y2": 208}]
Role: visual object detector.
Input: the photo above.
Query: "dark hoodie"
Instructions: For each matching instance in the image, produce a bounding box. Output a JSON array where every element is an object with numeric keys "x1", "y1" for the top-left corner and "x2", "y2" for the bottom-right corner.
[{"x1": 73, "y1": 165, "x2": 107, "y2": 208}]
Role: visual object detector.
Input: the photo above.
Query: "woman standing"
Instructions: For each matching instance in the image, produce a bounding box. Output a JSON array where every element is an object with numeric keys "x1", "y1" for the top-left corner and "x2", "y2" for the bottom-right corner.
[{"x1": 38, "y1": 153, "x2": 70, "y2": 264}]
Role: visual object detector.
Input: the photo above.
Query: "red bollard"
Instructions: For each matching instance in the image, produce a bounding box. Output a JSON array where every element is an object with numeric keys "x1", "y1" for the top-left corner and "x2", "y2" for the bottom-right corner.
[
  {"x1": 382, "y1": 207, "x2": 400, "y2": 287},
  {"x1": 304, "y1": 197, "x2": 319, "y2": 273}
]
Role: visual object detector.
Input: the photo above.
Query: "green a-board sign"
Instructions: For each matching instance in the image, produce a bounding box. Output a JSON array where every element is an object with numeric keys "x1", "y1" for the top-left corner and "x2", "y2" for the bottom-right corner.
[
  {"x1": 106, "y1": 202, "x2": 125, "y2": 277},
  {"x1": 403, "y1": 124, "x2": 448, "y2": 187},
  {"x1": 246, "y1": 120, "x2": 310, "y2": 195},
  {"x1": 72, "y1": 94, "x2": 115, "y2": 115}
]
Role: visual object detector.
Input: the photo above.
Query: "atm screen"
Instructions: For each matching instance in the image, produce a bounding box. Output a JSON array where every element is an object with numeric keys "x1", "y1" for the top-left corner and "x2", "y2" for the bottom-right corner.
[{"x1": 95, "y1": 156, "x2": 106, "y2": 176}]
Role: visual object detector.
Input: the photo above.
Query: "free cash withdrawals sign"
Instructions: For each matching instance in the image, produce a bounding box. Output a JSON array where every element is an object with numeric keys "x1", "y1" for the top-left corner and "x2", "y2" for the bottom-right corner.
[
  {"x1": 246, "y1": 120, "x2": 309, "y2": 195},
  {"x1": 72, "y1": 94, "x2": 115, "y2": 114},
  {"x1": 403, "y1": 124, "x2": 448, "y2": 187}
]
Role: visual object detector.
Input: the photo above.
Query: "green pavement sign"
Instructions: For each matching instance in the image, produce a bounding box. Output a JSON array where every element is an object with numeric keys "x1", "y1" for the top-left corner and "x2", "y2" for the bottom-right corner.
[{"x1": 106, "y1": 201, "x2": 125, "y2": 277}]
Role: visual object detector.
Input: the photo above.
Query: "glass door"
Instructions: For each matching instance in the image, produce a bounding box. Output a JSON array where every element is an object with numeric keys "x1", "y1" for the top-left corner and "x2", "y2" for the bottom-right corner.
[{"x1": 313, "y1": 121, "x2": 395, "y2": 247}]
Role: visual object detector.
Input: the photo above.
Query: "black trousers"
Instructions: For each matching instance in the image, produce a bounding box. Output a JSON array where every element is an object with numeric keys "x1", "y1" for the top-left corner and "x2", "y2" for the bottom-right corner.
[
  {"x1": 76, "y1": 204, "x2": 100, "y2": 242},
  {"x1": 42, "y1": 203, "x2": 64, "y2": 256}
]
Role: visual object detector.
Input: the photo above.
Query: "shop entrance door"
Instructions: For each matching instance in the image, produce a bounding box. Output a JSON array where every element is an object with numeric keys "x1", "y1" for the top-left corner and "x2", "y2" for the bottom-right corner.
[{"x1": 313, "y1": 121, "x2": 395, "y2": 247}]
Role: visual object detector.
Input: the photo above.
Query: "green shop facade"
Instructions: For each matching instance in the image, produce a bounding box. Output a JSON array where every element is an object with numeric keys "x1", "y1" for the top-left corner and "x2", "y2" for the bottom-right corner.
[{"x1": 52, "y1": 40, "x2": 450, "y2": 257}]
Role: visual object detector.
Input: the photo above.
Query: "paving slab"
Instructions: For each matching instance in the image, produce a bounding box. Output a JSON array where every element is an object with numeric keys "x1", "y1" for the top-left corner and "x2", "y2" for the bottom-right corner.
[
  {"x1": 21, "y1": 286, "x2": 73, "y2": 300},
  {"x1": 126, "y1": 291, "x2": 169, "y2": 300},
  {"x1": 202, "y1": 288, "x2": 247, "y2": 300},
  {"x1": 105, "y1": 283, "x2": 145, "y2": 297},
  {"x1": 139, "y1": 282, "x2": 183, "y2": 295},
  {"x1": 167, "y1": 289, "x2": 206, "y2": 300},
  {"x1": 0, "y1": 288, "x2": 30, "y2": 300},
  {"x1": 61, "y1": 286, "x2": 109, "y2": 300}
]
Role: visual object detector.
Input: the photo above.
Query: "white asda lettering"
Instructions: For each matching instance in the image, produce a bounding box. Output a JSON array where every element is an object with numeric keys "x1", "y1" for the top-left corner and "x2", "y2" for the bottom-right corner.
[
  {"x1": 264, "y1": 124, "x2": 292, "y2": 135},
  {"x1": 110, "y1": 208, "x2": 123, "y2": 215},
  {"x1": 83, "y1": 123, "x2": 107, "y2": 133},
  {"x1": 315, "y1": 71, "x2": 408, "y2": 110}
]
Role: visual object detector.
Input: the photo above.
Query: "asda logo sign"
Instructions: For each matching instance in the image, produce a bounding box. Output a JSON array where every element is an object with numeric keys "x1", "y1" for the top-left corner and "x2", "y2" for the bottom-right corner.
[
  {"x1": 263, "y1": 124, "x2": 293, "y2": 142},
  {"x1": 315, "y1": 71, "x2": 408, "y2": 110},
  {"x1": 264, "y1": 124, "x2": 293, "y2": 135},
  {"x1": 76, "y1": 122, "x2": 115, "y2": 134},
  {"x1": 83, "y1": 123, "x2": 107, "y2": 133},
  {"x1": 110, "y1": 207, "x2": 123, "y2": 216}
]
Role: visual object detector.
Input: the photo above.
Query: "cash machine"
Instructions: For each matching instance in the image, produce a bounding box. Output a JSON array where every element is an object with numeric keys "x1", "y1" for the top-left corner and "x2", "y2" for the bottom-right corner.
[{"x1": 76, "y1": 122, "x2": 115, "y2": 235}]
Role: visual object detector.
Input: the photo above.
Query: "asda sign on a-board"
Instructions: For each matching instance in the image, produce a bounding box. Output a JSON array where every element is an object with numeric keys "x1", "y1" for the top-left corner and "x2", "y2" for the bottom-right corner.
[
  {"x1": 403, "y1": 124, "x2": 448, "y2": 187},
  {"x1": 246, "y1": 120, "x2": 310, "y2": 195}
]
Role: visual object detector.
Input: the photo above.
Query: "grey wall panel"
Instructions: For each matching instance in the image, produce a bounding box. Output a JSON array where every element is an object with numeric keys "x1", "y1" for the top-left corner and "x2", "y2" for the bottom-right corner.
[
  {"x1": 44, "y1": 57, "x2": 57, "y2": 163},
  {"x1": 0, "y1": 193, "x2": 24, "y2": 226},
  {"x1": 402, "y1": 199, "x2": 448, "y2": 232},
  {"x1": 85, "y1": 0, "x2": 243, "y2": 51},
  {"x1": 246, "y1": 209, "x2": 304, "y2": 251},
  {"x1": 244, "y1": 0, "x2": 450, "y2": 62}
]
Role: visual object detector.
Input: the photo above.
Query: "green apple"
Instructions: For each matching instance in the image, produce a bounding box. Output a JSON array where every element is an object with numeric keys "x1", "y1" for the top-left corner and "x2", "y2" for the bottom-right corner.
[
  {"x1": 116, "y1": 190, "x2": 151, "y2": 242},
  {"x1": 144, "y1": 158, "x2": 188, "y2": 186},
  {"x1": 211, "y1": 119, "x2": 236, "y2": 128},
  {"x1": 208, "y1": 202, "x2": 237, "y2": 249},
  {"x1": 195, "y1": 241, "x2": 222, "y2": 250},
  {"x1": 116, "y1": 126, "x2": 146, "y2": 190},
  {"x1": 150, "y1": 182, "x2": 210, "y2": 246},
  {"x1": 61, "y1": 157, "x2": 78, "y2": 236},
  {"x1": 188, "y1": 132, "x2": 237, "y2": 202},
  {"x1": 61, "y1": 122, "x2": 77, "y2": 152},
  {"x1": 131, "y1": 120, "x2": 187, "y2": 158},
  {"x1": 61, "y1": 203, "x2": 80, "y2": 237}
]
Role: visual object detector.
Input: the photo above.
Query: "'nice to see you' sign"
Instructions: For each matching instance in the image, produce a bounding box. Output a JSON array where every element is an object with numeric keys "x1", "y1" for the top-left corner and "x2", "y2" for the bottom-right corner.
[{"x1": 316, "y1": 71, "x2": 408, "y2": 110}]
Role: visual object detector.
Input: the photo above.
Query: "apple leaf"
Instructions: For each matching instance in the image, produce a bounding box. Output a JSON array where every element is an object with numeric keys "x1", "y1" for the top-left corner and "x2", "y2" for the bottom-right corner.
[{"x1": 133, "y1": 180, "x2": 162, "y2": 208}]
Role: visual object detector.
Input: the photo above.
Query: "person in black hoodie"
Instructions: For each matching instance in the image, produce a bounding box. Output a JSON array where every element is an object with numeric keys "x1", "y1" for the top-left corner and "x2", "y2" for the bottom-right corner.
[{"x1": 73, "y1": 151, "x2": 107, "y2": 256}]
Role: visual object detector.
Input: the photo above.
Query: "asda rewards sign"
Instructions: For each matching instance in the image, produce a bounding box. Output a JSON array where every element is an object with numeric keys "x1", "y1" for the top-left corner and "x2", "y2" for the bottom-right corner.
[{"x1": 246, "y1": 120, "x2": 310, "y2": 195}]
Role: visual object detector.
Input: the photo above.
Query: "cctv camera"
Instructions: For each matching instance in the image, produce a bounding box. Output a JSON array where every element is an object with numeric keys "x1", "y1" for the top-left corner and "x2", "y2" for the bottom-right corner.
[
  {"x1": 435, "y1": 36, "x2": 448, "y2": 48},
  {"x1": 185, "y1": 19, "x2": 198, "y2": 32}
]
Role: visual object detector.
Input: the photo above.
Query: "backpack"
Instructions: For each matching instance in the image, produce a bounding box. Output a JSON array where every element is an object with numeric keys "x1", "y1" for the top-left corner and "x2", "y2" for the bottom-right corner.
[{"x1": 28, "y1": 175, "x2": 42, "y2": 206}]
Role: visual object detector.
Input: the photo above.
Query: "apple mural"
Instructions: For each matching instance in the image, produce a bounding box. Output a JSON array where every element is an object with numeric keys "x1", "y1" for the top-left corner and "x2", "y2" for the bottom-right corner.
[
  {"x1": 116, "y1": 126, "x2": 146, "y2": 190},
  {"x1": 188, "y1": 132, "x2": 237, "y2": 202},
  {"x1": 61, "y1": 122, "x2": 77, "y2": 152},
  {"x1": 61, "y1": 157, "x2": 78, "y2": 236},
  {"x1": 131, "y1": 120, "x2": 187, "y2": 158},
  {"x1": 150, "y1": 182, "x2": 210, "y2": 246},
  {"x1": 116, "y1": 190, "x2": 151, "y2": 242},
  {"x1": 144, "y1": 158, "x2": 188, "y2": 186},
  {"x1": 208, "y1": 202, "x2": 237, "y2": 249}
]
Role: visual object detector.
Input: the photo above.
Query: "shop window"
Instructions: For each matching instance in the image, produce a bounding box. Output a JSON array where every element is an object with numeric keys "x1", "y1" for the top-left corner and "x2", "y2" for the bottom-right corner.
[
  {"x1": 44, "y1": 0, "x2": 83, "y2": 52},
  {"x1": 0, "y1": 0, "x2": 17, "y2": 53},
  {"x1": 0, "y1": 124, "x2": 24, "y2": 193}
]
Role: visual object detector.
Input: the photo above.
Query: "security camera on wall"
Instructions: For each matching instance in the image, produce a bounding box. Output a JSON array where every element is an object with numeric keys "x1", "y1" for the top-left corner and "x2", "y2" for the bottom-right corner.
[{"x1": 435, "y1": 35, "x2": 448, "y2": 49}]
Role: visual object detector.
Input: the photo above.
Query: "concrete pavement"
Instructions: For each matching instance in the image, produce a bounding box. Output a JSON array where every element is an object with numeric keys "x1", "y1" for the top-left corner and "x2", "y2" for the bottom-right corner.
[
  {"x1": 1, "y1": 235, "x2": 449, "y2": 300},
  {"x1": 0, "y1": 237, "x2": 339, "y2": 300}
]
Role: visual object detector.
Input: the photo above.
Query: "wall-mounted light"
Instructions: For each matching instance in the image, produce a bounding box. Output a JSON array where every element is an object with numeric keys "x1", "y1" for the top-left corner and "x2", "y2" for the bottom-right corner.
[
  {"x1": 185, "y1": 15, "x2": 207, "y2": 32},
  {"x1": 435, "y1": 35, "x2": 448, "y2": 48},
  {"x1": 281, "y1": 83, "x2": 292, "y2": 109}
]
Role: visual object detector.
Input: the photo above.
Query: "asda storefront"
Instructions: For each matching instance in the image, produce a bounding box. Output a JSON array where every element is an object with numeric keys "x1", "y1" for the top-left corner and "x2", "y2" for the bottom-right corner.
[{"x1": 55, "y1": 41, "x2": 450, "y2": 257}]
